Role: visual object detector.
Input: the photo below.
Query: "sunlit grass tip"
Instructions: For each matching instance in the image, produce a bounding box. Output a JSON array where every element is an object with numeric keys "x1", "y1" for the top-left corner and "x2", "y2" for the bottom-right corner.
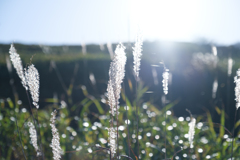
[
  {"x1": 9, "y1": 44, "x2": 28, "y2": 90},
  {"x1": 50, "y1": 110, "x2": 62, "y2": 160},
  {"x1": 133, "y1": 31, "x2": 143, "y2": 78},
  {"x1": 107, "y1": 43, "x2": 127, "y2": 116},
  {"x1": 25, "y1": 64, "x2": 40, "y2": 109},
  {"x1": 188, "y1": 117, "x2": 196, "y2": 148},
  {"x1": 28, "y1": 122, "x2": 41, "y2": 156},
  {"x1": 162, "y1": 67, "x2": 169, "y2": 95},
  {"x1": 107, "y1": 127, "x2": 117, "y2": 158},
  {"x1": 234, "y1": 68, "x2": 240, "y2": 110}
]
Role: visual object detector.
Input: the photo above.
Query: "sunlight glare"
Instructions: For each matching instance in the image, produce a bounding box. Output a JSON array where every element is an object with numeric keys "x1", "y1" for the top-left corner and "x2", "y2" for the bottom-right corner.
[{"x1": 130, "y1": 0, "x2": 199, "y2": 42}]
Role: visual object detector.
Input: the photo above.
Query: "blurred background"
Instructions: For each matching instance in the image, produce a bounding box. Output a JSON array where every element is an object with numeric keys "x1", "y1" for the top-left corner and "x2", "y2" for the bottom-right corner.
[{"x1": 1, "y1": 0, "x2": 240, "y2": 159}]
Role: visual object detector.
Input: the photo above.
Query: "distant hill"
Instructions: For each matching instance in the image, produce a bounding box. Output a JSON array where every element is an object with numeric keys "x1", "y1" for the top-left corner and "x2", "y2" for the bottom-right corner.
[{"x1": 1, "y1": 41, "x2": 240, "y2": 55}]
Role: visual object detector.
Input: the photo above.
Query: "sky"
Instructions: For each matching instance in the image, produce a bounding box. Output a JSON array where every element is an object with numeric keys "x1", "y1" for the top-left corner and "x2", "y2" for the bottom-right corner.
[{"x1": 0, "y1": 0, "x2": 240, "y2": 45}]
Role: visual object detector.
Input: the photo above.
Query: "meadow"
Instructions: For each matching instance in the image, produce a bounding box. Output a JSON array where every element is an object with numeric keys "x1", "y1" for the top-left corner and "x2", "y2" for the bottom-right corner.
[{"x1": 0, "y1": 41, "x2": 240, "y2": 160}]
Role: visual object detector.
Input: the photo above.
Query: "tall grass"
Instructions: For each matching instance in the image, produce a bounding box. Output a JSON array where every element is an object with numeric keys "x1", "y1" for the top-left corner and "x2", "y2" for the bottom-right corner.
[{"x1": 1, "y1": 42, "x2": 240, "y2": 160}]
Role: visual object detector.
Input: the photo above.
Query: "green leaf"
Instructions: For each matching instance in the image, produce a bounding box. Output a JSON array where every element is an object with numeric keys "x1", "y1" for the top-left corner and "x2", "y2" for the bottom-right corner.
[
  {"x1": 44, "y1": 98, "x2": 58, "y2": 103},
  {"x1": 206, "y1": 111, "x2": 216, "y2": 137},
  {"x1": 215, "y1": 107, "x2": 221, "y2": 115},
  {"x1": 125, "y1": 97, "x2": 132, "y2": 116},
  {"x1": 80, "y1": 98, "x2": 89, "y2": 105},
  {"x1": 67, "y1": 84, "x2": 73, "y2": 96},
  {"x1": 79, "y1": 100, "x2": 92, "y2": 117},
  {"x1": 234, "y1": 120, "x2": 240, "y2": 129},
  {"x1": 128, "y1": 79, "x2": 133, "y2": 91},
  {"x1": 136, "y1": 83, "x2": 148, "y2": 101},
  {"x1": 7, "y1": 99, "x2": 14, "y2": 109},
  {"x1": 71, "y1": 98, "x2": 89, "y2": 111},
  {"x1": 162, "y1": 99, "x2": 180, "y2": 111},
  {"x1": 92, "y1": 99, "x2": 104, "y2": 114},
  {"x1": 217, "y1": 109, "x2": 225, "y2": 142},
  {"x1": 81, "y1": 85, "x2": 88, "y2": 96}
]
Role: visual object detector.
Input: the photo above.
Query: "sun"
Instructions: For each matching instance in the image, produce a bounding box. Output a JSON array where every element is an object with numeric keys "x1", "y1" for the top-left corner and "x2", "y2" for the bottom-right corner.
[{"x1": 129, "y1": 0, "x2": 200, "y2": 42}]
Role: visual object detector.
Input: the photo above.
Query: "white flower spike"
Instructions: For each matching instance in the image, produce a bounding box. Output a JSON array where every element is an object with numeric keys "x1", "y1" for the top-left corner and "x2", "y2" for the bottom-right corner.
[
  {"x1": 28, "y1": 122, "x2": 41, "y2": 156},
  {"x1": 234, "y1": 69, "x2": 240, "y2": 110},
  {"x1": 107, "y1": 43, "x2": 127, "y2": 116},
  {"x1": 50, "y1": 110, "x2": 62, "y2": 160},
  {"x1": 162, "y1": 68, "x2": 169, "y2": 95},
  {"x1": 25, "y1": 64, "x2": 40, "y2": 109},
  {"x1": 9, "y1": 44, "x2": 28, "y2": 90},
  {"x1": 107, "y1": 127, "x2": 117, "y2": 158},
  {"x1": 133, "y1": 32, "x2": 143, "y2": 78},
  {"x1": 188, "y1": 118, "x2": 196, "y2": 148}
]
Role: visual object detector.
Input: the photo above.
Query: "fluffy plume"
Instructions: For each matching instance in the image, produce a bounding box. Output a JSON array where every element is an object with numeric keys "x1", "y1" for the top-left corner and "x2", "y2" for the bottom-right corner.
[
  {"x1": 107, "y1": 43, "x2": 114, "y2": 60},
  {"x1": 9, "y1": 44, "x2": 28, "y2": 90},
  {"x1": 151, "y1": 67, "x2": 158, "y2": 85},
  {"x1": 212, "y1": 45, "x2": 217, "y2": 56},
  {"x1": 25, "y1": 64, "x2": 40, "y2": 109},
  {"x1": 234, "y1": 69, "x2": 240, "y2": 110},
  {"x1": 188, "y1": 118, "x2": 196, "y2": 148},
  {"x1": 99, "y1": 43, "x2": 105, "y2": 51},
  {"x1": 6, "y1": 55, "x2": 12, "y2": 73},
  {"x1": 133, "y1": 32, "x2": 143, "y2": 78},
  {"x1": 89, "y1": 72, "x2": 96, "y2": 85},
  {"x1": 50, "y1": 110, "x2": 62, "y2": 160},
  {"x1": 28, "y1": 122, "x2": 41, "y2": 156},
  {"x1": 107, "y1": 127, "x2": 117, "y2": 158},
  {"x1": 106, "y1": 43, "x2": 126, "y2": 158},
  {"x1": 212, "y1": 78, "x2": 218, "y2": 99},
  {"x1": 81, "y1": 43, "x2": 86, "y2": 55},
  {"x1": 107, "y1": 43, "x2": 127, "y2": 116},
  {"x1": 107, "y1": 80, "x2": 116, "y2": 116},
  {"x1": 162, "y1": 68, "x2": 169, "y2": 95},
  {"x1": 228, "y1": 58, "x2": 233, "y2": 77}
]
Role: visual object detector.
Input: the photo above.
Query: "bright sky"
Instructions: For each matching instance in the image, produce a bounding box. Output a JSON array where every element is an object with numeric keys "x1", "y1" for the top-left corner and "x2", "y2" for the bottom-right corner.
[{"x1": 0, "y1": 0, "x2": 240, "y2": 45}]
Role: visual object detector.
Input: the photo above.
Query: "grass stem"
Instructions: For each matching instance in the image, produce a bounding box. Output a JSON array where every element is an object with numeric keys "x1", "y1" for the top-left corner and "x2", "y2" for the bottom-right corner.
[
  {"x1": 26, "y1": 91, "x2": 44, "y2": 160},
  {"x1": 164, "y1": 95, "x2": 167, "y2": 159},
  {"x1": 135, "y1": 78, "x2": 139, "y2": 160},
  {"x1": 116, "y1": 99, "x2": 119, "y2": 160},
  {"x1": 14, "y1": 109, "x2": 27, "y2": 160},
  {"x1": 231, "y1": 110, "x2": 238, "y2": 159}
]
